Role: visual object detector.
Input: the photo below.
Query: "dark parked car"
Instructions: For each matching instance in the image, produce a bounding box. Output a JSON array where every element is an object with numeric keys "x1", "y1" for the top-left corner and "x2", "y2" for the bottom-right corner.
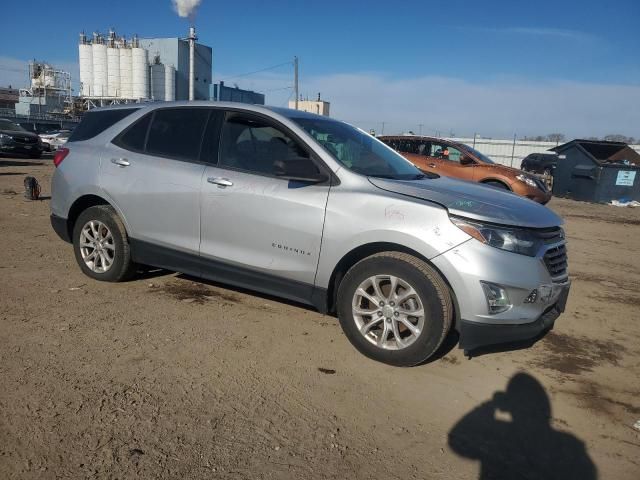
[
  {"x1": 0, "y1": 119, "x2": 44, "y2": 158},
  {"x1": 520, "y1": 152, "x2": 560, "y2": 176}
]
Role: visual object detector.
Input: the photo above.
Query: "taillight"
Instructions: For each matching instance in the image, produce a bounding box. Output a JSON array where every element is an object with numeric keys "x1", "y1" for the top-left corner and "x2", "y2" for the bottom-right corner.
[{"x1": 53, "y1": 147, "x2": 69, "y2": 167}]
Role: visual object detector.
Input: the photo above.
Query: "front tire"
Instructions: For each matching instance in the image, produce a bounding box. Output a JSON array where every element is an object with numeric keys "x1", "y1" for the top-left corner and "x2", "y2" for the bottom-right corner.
[
  {"x1": 72, "y1": 205, "x2": 136, "y2": 282},
  {"x1": 337, "y1": 252, "x2": 452, "y2": 366}
]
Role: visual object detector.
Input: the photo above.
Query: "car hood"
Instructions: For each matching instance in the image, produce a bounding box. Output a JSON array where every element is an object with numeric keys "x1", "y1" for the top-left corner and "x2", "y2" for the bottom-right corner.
[
  {"x1": 369, "y1": 176, "x2": 562, "y2": 228},
  {"x1": 475, "y1": 163, "x2": 524, "y2": 177}
]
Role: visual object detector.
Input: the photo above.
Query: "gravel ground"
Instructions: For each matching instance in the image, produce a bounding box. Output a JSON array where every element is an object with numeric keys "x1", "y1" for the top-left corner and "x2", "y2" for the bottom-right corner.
[{"x1": 1, "y1": 156, "x2": 639, "y2": 479}]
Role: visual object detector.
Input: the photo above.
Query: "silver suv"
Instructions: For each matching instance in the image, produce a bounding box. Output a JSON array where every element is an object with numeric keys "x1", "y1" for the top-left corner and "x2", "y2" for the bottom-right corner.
[{"x1": 50, "y1": 102, "x2": 570, "y2": 366}]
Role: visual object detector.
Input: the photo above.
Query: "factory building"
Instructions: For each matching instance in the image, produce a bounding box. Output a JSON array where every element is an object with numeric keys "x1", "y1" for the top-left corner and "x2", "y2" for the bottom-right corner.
[
  {"x1": 212, "y1": 81, "x2": 265, "y2": 105},
  {"x1": 289, "y1": 93, "x2": 330, "y2": 116},
  {"x1": 140, "y1": 34, "x2": 211, "y2": 101},
  {"x1": 78, "y1": 28, "x2": 212, "y2": 104}
]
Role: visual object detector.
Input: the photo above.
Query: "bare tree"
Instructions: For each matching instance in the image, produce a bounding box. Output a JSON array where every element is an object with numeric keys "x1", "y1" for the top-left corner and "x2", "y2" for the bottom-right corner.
[
  {"x1": 603, "y1": 134, "x2": 635, "y2": 144},
  {"x1": 546, "y1": 133, "x2": 565, "y2": 143}
]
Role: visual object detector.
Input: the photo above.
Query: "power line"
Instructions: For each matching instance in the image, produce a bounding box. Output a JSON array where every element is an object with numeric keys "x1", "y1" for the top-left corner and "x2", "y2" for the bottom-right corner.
[{"x1": 218, "y1": 61, "x2": 293, "y2": 82}]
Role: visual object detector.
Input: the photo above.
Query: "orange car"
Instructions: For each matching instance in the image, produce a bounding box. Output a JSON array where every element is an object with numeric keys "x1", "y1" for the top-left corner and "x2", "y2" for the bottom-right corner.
[{"x1": 379, "y1": 136, "x2": 552, "y2": 204}]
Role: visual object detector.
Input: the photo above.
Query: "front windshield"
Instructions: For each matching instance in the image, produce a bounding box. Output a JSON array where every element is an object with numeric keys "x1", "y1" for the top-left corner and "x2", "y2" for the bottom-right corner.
[
  {"x1": 460, "y1": 144, "x2": 495, "y2": 164},
  {"x1": 292, "y1": 117, "x2": 426, "y2": 180},
  {"x1": 0, "y1": 120, "x2": 28, "y2": 132}
]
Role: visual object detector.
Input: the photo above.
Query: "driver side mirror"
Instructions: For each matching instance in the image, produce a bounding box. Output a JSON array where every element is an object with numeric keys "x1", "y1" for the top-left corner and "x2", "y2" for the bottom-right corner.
[
  {"x1": 273, "y1": 157, "x2": 329, "y2": 183},
  {"x1": 460, "y1": 155, "x2": 475, "y2": 166}
]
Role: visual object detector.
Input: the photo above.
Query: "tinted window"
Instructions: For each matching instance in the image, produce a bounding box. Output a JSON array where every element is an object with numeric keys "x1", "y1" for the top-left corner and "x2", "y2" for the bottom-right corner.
[
  {"x1": 294, "y1": 118, "x2": 423, "y2": 179},
  {"x1": 459, "y1": 144, "x2": 495, "y2": 164},
  {"x1": 0, "y1": 120, "x2": 29, "y2": 132},
  {"x1": 219, "y1": 114, "x2": 311, "y2": 175},
  {"x1": 114, "y1": 113, "x2": 151, "y2": 152},
  {"x1": 146, "y1": 108, "x2": 209, "y2": 161},
  {"x1": 68, "y1": 108, "x2": 138, "y2": 142},
  {"x1": 430, "y1": 142, "x2": 464, "y2": 163}
]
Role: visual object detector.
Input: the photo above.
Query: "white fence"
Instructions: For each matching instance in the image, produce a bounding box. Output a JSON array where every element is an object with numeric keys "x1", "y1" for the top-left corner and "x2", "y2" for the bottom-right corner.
[{"x1": 447, "y1": 136, "x2": 640, "y2": 168}]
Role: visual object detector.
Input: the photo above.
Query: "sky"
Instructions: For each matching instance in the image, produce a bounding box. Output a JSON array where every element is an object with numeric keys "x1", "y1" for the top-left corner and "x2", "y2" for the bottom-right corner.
[{"x1": 1, "y1": 0, "x2": 639, "y2": 139}]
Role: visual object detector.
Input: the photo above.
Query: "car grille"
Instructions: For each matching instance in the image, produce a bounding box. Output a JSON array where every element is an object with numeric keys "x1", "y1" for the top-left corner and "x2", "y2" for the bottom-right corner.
[
  {"x1": 535, "y1": 228, "x2": 568, "y2": 281},
  {"x1": 13, "y1": 136, "x2": 36, "y2": 145}
]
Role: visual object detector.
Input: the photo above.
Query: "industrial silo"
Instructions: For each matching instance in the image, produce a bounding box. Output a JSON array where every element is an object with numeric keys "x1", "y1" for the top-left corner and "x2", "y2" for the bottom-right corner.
[
  {"x1": 106, "y1": 32, "x2": 120, "y2": 97},
  {"x1": 131, "y1": 41, "x2": 149, "y2": 99},
  {"x1": 92, "y1": 35, "x2": 108, "y2": 97},
  {"x1": 119, "y1": 44, "x2": 133, "y2": 99},
  {"x1": 78, "y1": 33, "x2": 93, "y2": 96},
  {"x1": 164, "y1": 64, "x2": 175, "y2": 101},
  {"x1": 150, "y1": 63, "x2": 165, "y2": 101}
]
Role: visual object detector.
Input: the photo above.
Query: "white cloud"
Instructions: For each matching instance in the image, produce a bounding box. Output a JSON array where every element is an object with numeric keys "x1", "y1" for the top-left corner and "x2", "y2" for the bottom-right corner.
[{"x1": 225, "y1": 71, "x2": 640, "y2": 139}]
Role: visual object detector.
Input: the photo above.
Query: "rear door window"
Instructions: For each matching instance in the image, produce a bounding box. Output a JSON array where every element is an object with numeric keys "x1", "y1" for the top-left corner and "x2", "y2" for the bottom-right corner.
[
  {"x1": 146, "y1": 108, "x2": 210, "y2": 161},
  {"x1": 113, "y1": 113, "x2": 152, "y2": 152},
  {"x1": 68, "y1": 108, "x2": 138, "y2": 142}
]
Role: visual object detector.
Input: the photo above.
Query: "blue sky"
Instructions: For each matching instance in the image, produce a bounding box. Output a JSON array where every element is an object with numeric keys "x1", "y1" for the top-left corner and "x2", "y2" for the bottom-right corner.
[{"x1": 1, "y1": 0, "x2": 639, "y2": 138}]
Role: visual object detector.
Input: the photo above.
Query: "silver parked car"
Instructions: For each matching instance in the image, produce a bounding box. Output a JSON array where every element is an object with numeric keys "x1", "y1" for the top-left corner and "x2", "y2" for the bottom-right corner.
[{"x1": 50, "y1": 102, "x2": 570, "y2": 366}]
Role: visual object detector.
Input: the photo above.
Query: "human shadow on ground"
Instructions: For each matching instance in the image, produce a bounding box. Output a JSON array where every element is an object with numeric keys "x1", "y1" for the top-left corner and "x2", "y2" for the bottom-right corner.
[{"x1": 448, "y1": 372, "x2": 597, "y2": 480}]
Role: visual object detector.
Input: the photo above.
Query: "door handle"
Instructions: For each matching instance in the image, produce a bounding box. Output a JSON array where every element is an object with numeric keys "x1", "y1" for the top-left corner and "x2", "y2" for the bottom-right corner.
[
  {"x1": 111, "y1": 158, "x2": 130, "y2": 167},
  {"x1": 207, "y1": 177, "x2": 233, "y2": 187},
  {"x1": 429, "y1": 163, "x2": 437, "y2": 168}
]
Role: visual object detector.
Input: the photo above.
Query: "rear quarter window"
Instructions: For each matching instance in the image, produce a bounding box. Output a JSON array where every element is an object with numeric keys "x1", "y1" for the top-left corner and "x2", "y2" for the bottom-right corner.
[{"x1": 68, "y1": 108, "x2": 138, "y2": 142}]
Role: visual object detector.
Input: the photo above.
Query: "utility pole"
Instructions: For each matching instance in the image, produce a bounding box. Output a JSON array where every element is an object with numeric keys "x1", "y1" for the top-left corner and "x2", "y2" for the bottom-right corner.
[
  {"x1": 294, "y1": 56, "x2": 299, "y2": 110},
  {"x1": 381, "y1": 121, "x2": 386, "y2": 135}
]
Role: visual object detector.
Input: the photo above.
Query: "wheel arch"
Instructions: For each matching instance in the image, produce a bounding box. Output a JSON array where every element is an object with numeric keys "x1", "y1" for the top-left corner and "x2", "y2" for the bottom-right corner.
[
  {"x1": 324, "y1": 242, "x2": 460, "y2": 328},
  {"x1": 480, "y1": 178, "x2": 512, "y2": 191},
  {"x1": 65, "y1": 194, "x2": 111, "y2": 241}
]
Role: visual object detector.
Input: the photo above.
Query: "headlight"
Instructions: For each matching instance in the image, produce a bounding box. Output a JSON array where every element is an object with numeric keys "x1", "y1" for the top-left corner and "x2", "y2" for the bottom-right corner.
[
  {"x1": 451, "y1": 217, "x2": 542, "y2": 256},
  {"x1": 516, "y1": 174, "x2": 538, "y2": 188},
  {"x1": 0, "y1": 133, "x2": 10, "y2": 141}
]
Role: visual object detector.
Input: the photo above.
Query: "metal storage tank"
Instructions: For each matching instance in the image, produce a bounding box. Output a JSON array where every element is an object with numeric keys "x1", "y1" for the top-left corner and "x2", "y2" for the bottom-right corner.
[
  {"x1": 79, "y1": 41, "x2": 93, "y2": 96},
  {"x1": 119, "y1": 47, "x2": 133, "y2": 99},
  {"x1": 107, "y1": 46, "x2": 120, "y2": 97},
  {"x1": 92, "y1": 40, "x2": 108, "y2": 97},
  {"x1": 150, "y1": 63, "x2": 165, "y2": 100},
  {"x1": 131, "y1": 46, "x2": 149, "y2": 99},
  {"x1": 164, "y1": 64, "x2": 175, "y2": 101}
]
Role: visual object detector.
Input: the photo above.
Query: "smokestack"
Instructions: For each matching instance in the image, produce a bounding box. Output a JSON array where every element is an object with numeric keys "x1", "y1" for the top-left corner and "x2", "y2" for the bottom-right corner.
[{"x1": 188, "y1": 26, "x2": 196, "y2": 101}]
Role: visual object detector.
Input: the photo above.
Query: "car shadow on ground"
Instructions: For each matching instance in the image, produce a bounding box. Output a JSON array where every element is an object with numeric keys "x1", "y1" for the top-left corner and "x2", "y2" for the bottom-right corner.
[
  {"x1": 175, "y1": 273, "x2": 320, "y2": 313},
  {"x1": 448, "y1": 372, "x2": 597, "y2": 480}
]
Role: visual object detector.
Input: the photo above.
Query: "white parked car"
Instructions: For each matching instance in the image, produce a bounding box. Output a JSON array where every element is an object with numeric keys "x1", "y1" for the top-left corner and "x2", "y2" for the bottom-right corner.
[{"x1": 39, "y1": 130, "x2": 71, "y2": 151}]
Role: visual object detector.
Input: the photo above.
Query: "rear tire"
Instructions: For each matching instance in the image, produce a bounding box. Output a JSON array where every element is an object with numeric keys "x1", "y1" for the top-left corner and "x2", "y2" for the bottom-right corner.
[
  {"x1": 72, "y1": 205, "x2": 136, "y2": 282},
  {"x1": 337, "y1": 252, "x2": 452, "y2": 366}
]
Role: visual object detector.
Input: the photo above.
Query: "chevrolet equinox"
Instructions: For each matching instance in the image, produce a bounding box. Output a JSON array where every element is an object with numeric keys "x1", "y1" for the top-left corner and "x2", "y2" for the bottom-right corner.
[{"x1": 50, "y1": 102, "x2": 570, "y2": 366}]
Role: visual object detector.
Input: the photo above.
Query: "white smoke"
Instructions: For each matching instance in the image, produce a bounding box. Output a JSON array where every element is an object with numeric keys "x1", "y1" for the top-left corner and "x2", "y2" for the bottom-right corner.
[{"x1": 172, "y1": 0, "x2": 201, "y2": 19}]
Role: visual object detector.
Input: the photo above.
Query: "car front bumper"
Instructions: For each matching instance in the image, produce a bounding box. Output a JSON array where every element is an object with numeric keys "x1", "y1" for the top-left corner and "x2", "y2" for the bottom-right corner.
[
  {"x1": 431, "y1": 237, "x2": 570, "y2": 352},
  {"x1": 0, "y1": 143, "x2": 43, "y2": 155},
  {"x1": 458, "y1": 283, "x2": 569, "y2": 352}
]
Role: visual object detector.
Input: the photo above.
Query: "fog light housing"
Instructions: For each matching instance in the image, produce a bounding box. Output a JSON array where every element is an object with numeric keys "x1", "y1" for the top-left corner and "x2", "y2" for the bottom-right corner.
[
  {"x1": 524, "y1": 289, "x2": 538, "y2": 303},
  {"x1": 481, "y1": 281, "x2": 511, "y2": 314}
]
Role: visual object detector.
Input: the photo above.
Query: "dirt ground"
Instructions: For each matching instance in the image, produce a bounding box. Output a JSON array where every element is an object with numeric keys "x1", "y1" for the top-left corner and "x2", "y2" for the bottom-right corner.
[{"x1": 1, "y1": 156, "x2": 639, "y2": 480}]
